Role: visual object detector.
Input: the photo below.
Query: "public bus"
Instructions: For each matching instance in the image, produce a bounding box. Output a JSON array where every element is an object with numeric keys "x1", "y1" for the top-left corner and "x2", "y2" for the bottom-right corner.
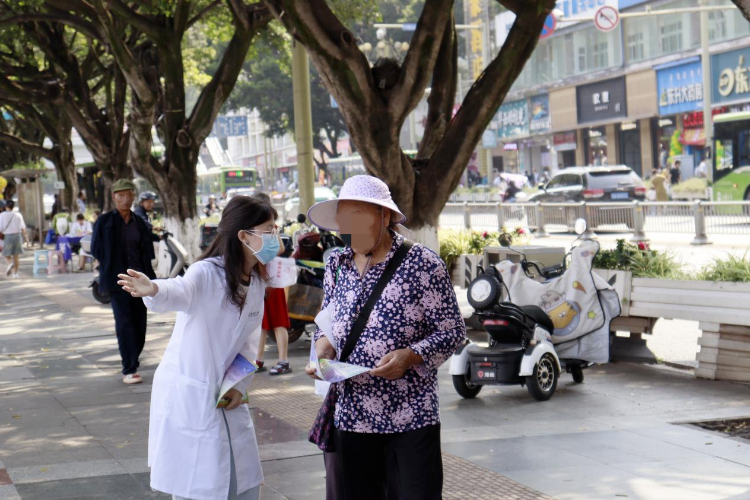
[
  {"x1": 325, "y1": 151, "x2": 417, "y2": 189},
  {"x1": 713, "y1": 111, "x2": 750, "y2": 202},
  {"x1": 197, "y1": 166, "x2": 259, "y2": 199}
]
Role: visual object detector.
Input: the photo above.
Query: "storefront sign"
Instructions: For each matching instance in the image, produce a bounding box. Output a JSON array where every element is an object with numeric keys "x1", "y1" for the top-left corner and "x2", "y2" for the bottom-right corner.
[
  {"x1": 466, "y1": 0, "x2": 485, "y2": 80},
  {"x1": 682, "y1": 107, "x2": 727, "y2": 129},
  {"x1": 712, "y1": 46, "x2": 750, "y2": 105},
  {"x1": 495, "y1": 99, "x2": 529, "y2": 140},
  {"x1": 576, "y1": 77, "x2": 627, "y2": 124},
  {"x1": 656, "y1": 59, "x2": 703, "y2": 115},
  {"x1": 529, "y1": 95, "x2": 551, "y2": 134},
  {"x1": 553, "y1": 132, "x2": 577, "y2": 151}
]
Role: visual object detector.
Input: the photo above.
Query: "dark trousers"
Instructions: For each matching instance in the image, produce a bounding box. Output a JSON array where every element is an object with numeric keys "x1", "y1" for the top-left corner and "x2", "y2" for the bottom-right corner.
[
  {"x1": 327, "y1": 424, "x2": 443, "y2": 500},
  {"x1": 110, "y1": 290, "x2": 148, "y2": 375}
]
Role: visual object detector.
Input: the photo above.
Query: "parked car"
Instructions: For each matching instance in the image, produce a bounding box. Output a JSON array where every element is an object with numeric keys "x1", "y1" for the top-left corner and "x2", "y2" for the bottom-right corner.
[
  {"x1": 223, "y1": 188, "x2": 257, "y2": 208},
  {"x1": 528, "y1": 166, "x2": 647, "y2": 230},
  {"x1": 284, "y1": 187, "x2": 337, "y2": 221},
  {"x1": 529, "y1": 166, "x2": 647, "y2": 203}
]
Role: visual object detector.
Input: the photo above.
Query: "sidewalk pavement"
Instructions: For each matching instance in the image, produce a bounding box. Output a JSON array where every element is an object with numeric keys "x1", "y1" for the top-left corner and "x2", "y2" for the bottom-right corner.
[{"x1": 1, "y1": 254, "x2": 750, "y2": 499}]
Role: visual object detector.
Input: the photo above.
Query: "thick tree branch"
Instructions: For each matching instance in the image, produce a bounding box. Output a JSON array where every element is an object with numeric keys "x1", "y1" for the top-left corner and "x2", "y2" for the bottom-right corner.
[
  {"x1": 105, "y1": 0, "x2": 164, "y2": 42},
  {"x1": 263, "y1": 0, "x2": 378, "y2": 118},
  {"x1": 91, "y1": 0, "x2": 157, "y2": 108},
  {"x1": 187, "y1": 0, "x2": 221, "y2": 29},
  {"x1": 188, "y1": 2, "x2": 272, "y2": 146},
  {"x1": 423, "y1": 0, "x2": 554, "y2": 211},
  {"x1": 496, "y1": 0, "x2": 524, "y2": 14},
  {"x1": 731, "y1": 0, "x2": 750, "y2": 22},
  {"x1": 0, "y1": 132, "x2": 55, "y2": 160},
  {"x1": 388, "y1": 0, "x2": 453, "y2": 122},
  {"x1": 0, "y1": 14, "x2": 102, "y2": 41},
  {"x1": 418, "y1": 15, "x2": 457, "y2": 159}
]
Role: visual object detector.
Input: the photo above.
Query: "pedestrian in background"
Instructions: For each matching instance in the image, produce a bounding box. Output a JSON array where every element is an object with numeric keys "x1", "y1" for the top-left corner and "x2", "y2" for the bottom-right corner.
[
  {"x1": 68, "y1": 213, "x2": 93, "y2": 271},
  {"x1": 651, "y1": 169, "x2": 670, "y2": 202},
  {"x1": 77, "y1": 192, "x2": 87, "y2": 215},
  {"x1": 306, "y1": 176, "x2": 465, "y2": 500},
  {"x1": 670, "y1": 160, "x2": 682, "y2": 185},
  {"x1": 117, "y1": 196, "x2": 285, "y2": 500},
  {"x1": 251, "y1": 192, "x2": 292, "y2": 375},
  {"x1": 1, "y1": 201, "x2": 28, "y2": 279},
  {"x1": 91, "y1": 179, "x2": 156, "y2": 385}
]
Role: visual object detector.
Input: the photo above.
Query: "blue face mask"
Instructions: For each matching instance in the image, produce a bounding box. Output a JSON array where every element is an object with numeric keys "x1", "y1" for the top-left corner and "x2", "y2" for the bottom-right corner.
[{"x1": 243, "y1": 231, "x2": 280, "y2": 264}]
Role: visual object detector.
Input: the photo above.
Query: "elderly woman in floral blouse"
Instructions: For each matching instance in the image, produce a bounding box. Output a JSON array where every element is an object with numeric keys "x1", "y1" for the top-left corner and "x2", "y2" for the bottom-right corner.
[{"x1": 305, "y1": 175, "x2": 465, "y2": 500}]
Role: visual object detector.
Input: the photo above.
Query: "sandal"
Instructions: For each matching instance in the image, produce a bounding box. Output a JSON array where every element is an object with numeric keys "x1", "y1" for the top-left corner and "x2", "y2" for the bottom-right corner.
[
  {"x1": 269, "y1": 361, "x2": 292, "y2": 376},
  {"x1": 255, "y1": 360, "x2": 266, "y2": 373}
]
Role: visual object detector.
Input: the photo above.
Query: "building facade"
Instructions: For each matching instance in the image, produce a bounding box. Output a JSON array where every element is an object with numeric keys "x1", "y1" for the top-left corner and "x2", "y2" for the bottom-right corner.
[{"x1": 490, "y1": 0, "x2": 750, "y2": 179}]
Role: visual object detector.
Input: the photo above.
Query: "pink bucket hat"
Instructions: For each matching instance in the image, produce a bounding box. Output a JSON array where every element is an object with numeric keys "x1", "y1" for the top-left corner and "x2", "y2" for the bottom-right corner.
[{"x1": 307, "y1": 175, "x2": 407, "y2": 231}]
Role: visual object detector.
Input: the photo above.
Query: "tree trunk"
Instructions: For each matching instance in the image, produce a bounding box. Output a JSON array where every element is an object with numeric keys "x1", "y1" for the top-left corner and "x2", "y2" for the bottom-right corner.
[{"x1": 732, "y1": 0, "x2": 750, "y2": 22}]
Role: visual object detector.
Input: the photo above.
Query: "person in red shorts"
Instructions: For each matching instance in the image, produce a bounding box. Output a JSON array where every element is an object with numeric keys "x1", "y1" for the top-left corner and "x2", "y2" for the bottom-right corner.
[
  {"x1": 252, "y1": 192, "x2": 293, "y2": 376},
  {"x1": 256, "y1": 287, "x2": 292, "y2": 375}
]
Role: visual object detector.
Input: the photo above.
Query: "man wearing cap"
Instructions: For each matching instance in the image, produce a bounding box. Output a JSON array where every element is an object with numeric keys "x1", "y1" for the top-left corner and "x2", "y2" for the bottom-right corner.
[{"x1": 91, "y1": 179, "x2": 157, "y2": 384}]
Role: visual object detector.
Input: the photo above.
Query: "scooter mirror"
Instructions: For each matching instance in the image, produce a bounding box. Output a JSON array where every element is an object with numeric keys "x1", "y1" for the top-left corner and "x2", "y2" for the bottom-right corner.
[
  {"x1": 574, "y1": 218, "x2": 587, "y2": 235},
  {"x1": 297, "y1": 213, "x2": 307, "y2": 224}
]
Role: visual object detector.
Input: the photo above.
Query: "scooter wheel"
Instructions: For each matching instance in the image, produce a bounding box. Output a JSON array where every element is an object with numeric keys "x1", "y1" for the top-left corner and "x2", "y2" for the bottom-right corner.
[
  {"x1": 571, "y1": 366, "x2": 584, "y2": 384},
  {"x1": 526, "y1": 353, "x2": 558, "y2": 401},
  {"x1": 452, "y1": 373, "x2": 482, "y2": 399}
]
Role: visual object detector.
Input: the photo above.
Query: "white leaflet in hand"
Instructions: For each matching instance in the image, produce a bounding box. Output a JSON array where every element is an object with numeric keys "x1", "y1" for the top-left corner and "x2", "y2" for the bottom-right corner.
[
  {"x1": 216, "y1": 353, "x2": 257, "y2": 407},
  {"x1": 309, "y1": 340, "x2": 370, "y2": 383}
]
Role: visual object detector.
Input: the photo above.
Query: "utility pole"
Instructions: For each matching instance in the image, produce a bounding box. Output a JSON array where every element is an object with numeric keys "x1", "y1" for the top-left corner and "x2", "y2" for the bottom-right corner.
[
  {"x1": 700, "y1": 0, "x2": 714, "y2": 183},
  {"x1": 291, "y1": 40, "x2": 315, "y2": 216}
]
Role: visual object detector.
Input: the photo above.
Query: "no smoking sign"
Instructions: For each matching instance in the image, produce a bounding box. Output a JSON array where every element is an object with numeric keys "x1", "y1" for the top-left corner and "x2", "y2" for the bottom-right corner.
[{"x1": 595, "y1": 6, "x2": 620, "y2": 32}]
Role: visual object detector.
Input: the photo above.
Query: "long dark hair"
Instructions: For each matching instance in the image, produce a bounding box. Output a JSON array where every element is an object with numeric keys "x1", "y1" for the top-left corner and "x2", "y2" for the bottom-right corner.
[{"x1": 200, "y1": 196, "x2": 278, "y2": 310}]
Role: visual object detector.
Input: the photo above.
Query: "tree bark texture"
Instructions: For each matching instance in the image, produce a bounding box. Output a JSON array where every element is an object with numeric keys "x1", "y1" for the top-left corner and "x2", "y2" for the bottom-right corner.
[
  {"x1": 264, "y1": 0, "x2": 555, "y2": 235},
  {"x1": 732, "y1": 0, "x2": 750, "y2": 22}
]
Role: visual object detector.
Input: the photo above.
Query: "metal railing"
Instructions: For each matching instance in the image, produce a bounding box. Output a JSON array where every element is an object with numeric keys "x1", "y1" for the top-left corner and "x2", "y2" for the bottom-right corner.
[{"x1": 438, "y1": 200, "x2": 750, "y2": 244}]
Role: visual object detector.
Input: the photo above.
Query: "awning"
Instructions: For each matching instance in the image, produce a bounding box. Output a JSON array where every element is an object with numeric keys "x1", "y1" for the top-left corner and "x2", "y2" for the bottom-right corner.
[{"x1": 680, "y1": 128, "x2": 706, "y2": 146}]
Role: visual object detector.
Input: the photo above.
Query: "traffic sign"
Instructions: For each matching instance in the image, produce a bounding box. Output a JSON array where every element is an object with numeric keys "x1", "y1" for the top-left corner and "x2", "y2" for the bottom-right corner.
[
  {"x1": 540, "y1": 14, "x2": 556, "y2": 40},
  {"x1": 595, "y1": 6, "x2": 620, "y2": 32},
  {"x1": 402, "y1": 23, "x2": 417, "y2": 31}
]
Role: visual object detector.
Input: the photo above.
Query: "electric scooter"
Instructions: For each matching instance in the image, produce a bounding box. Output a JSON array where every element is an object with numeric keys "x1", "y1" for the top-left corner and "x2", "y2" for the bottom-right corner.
[{"x1": 450, "y1": 220, "x2": 621, "y2": 402}]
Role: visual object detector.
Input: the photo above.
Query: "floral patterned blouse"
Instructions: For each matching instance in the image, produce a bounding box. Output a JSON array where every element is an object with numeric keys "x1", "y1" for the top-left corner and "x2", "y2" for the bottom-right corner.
[{"x1": 315, "y1": 233, "x2": 465, "y2": 434}]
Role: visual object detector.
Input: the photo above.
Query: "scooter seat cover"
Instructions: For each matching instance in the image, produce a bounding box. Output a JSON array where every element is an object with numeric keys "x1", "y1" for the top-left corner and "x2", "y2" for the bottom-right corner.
[
  {"x1": 497, "y1": 240, "x2": 605, "y2": 344},
  {"x1": 520, "y1": 305, "x2": 555, "y2": 332}
]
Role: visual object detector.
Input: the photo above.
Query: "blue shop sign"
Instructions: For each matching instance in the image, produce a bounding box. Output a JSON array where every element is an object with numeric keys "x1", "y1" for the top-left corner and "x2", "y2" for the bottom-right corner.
[
  {"x1": 712, "y1": 46, "x2": 750, "y2": 106},
  {"x1": 495, "y1": 99, "x2": 529, "y2": 140},
  {"x1": 656, "y1": 58, "x2": 703, "y2": 115},
  {"x1": 529, "y1": 95, "x2": 551, "y2": 134}
]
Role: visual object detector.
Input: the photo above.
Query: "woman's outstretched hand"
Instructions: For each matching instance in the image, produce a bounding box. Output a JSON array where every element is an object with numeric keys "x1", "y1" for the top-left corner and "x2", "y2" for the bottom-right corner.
[{"x1": 117, "y1": 269, "x2": 158, "y2": 298}]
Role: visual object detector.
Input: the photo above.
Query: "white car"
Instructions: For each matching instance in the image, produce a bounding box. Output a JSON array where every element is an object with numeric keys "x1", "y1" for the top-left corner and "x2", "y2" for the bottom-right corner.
[
  {"x1": 221, "y1": 188, "x2": 257, "y2": 208},
  {"x1": 284, "y1": 187, "x2": 337, "y2": 221}
]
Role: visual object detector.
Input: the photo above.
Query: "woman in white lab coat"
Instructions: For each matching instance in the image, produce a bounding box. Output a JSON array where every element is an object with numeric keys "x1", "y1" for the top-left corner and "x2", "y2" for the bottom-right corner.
[{"x1": 118, "y1": 196, "x2": 283, "y2": 500}]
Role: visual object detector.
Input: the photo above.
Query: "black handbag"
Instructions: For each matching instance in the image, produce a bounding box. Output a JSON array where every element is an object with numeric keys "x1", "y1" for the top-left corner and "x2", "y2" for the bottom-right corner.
[{"x1": 308, "y1": 241, "x2": 412, "y2": 452}]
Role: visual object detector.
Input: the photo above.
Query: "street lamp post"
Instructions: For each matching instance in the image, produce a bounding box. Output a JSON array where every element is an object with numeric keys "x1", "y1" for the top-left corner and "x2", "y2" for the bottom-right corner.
[
  {"x1": 291, "y1": 40, "x2": 315, "y2": 215},
  {"x1": 700, "y1": 0, "x2": 714, "y2": 183}
]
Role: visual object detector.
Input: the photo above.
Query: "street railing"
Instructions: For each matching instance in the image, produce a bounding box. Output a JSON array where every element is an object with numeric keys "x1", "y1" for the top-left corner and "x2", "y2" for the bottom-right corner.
[{"x1": 439, "y1": 200, "x2": 750, "y2": 244}]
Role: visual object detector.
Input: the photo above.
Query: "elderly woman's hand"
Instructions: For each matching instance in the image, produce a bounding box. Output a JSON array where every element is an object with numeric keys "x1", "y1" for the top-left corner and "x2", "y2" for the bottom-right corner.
[
  {"x1": 305, "y1": 337, "x2": 337, "y2": 381},
  {"x1": 370, "y1": 348, "x2": 423, "y2": 381}
]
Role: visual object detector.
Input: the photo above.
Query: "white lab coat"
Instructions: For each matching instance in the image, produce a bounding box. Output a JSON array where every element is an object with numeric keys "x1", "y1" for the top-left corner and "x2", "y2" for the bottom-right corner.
[{"x1": 143, "y1": 257, "x2": 266, "y2": 500}]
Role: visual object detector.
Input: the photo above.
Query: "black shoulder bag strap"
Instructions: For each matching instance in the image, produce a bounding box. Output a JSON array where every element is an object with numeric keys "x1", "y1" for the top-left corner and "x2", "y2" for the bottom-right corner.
[{"x1": 339, "y1": 240, "x2": 412, "y2": 363}]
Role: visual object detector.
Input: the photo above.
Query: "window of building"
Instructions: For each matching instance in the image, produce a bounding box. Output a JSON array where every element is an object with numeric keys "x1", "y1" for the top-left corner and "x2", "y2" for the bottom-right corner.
[
  {"x1": 578, "y1": 46, "x2": 587, "y2": 73},
  {"x1": 660, "y1": 19, "x2": 683, "y2": 54},
  {"x1": 709, "y1": 10, "x2": 727, "y2": 41},
  {"x1": 627, "y1": 31, "x2": 644, "y2": 62},
  {"x1": 593, "y1": 40, "x2": 608, "y2": 69}
]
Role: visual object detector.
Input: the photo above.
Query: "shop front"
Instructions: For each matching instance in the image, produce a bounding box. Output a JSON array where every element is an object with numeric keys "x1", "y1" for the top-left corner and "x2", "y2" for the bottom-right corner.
[
  {"x1": 576, "y1": 76, "x2": 628, "y2": 167},
  {"x1": 528, "y1": 94, "x2": 557, "y2": 175},
  {"x1": 495, "y1": 98, "x2": 529, "y2": 175},
  {"x1": 653, "y1": 58, "x2": 705, "y2": 172}
]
